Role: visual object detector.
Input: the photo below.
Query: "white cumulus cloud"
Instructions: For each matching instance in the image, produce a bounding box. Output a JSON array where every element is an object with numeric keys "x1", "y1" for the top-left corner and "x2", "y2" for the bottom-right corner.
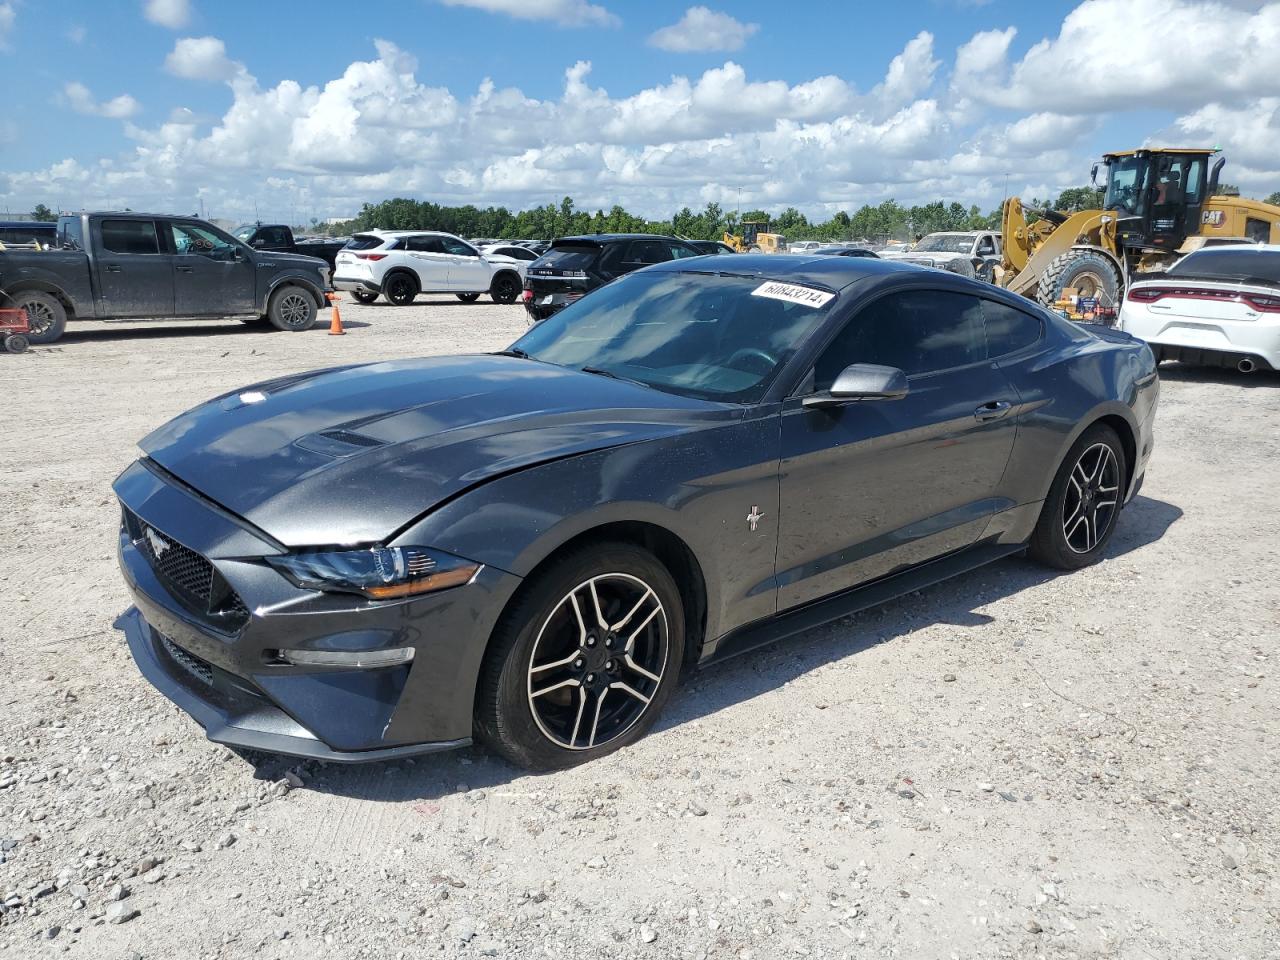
[
  {"x1": 649, "y1": 6, "x2": 759, "y2": 52},
  {"x1": 438, "y1": 0, "x2": 618, "y2": 27},
  {"x1": 64, "y1": 82, "x2": 142, "y2": 120},
  {"x1": 144, "y1": 0, "x2": 192, "y2": 29},
  {"x1": 164, "y1": 36, "x2": 245, "y2": 83}
]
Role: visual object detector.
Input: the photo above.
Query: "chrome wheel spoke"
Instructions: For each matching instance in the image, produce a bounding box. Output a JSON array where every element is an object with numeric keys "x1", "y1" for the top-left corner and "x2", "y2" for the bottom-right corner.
[
  {"x1": 587, "y1": 688, "x2": 609, "y2": 747},
  {"x1": 624, "y1": 606, "x2": 661, "y2": 654},
  {"x1": 588, "y1": 579, "x2": 608, "y2": 629},
  {"x1": 530, "y1": 651, "x2": 580, "y2": 675},
  {"x1": 611, "y1": 587, "x2": 653, "y2": 632},
  {"x1": 568, "y1": 591, "x2": 588, "y2": 645},
  {"x1": 568, "y1": 687, "x2": 587, "y2": 747},
  {"x1": 610, "y1": 680, "x2": 650, "y2": 705},
  {"x1": 531, "y1": 677, "x2": 580, "y2": 699},
  {"x1": 623, "y1": 654, "x2": 661, "y2": 684}
]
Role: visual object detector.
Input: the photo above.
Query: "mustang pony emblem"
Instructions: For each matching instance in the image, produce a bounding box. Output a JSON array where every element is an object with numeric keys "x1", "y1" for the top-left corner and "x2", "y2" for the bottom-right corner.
[
  {"x1": 746, "y1": 506, "x2": 763, "y2": 531},
  {"x1": 144, "y1": 527, "x2": 172, "y2": 559}
]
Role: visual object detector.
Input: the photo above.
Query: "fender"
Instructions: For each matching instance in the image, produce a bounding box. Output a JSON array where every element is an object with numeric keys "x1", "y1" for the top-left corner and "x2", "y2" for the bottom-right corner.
[{"x1": 261, "y1": 272, "x2": 326, "y2": 313}]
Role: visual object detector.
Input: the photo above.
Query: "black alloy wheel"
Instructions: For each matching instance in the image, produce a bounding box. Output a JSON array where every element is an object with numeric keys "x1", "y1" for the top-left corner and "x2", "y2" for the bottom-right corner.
[
  {"x1": 1029, "y1": 423, "x2": 1126, "y2": 570},
  {"x1": 490, "y1": 273, "x2": 522, "y2": 305},
  {"x1": 385, "y1": 274, "x2": 418, "y2": 306}
]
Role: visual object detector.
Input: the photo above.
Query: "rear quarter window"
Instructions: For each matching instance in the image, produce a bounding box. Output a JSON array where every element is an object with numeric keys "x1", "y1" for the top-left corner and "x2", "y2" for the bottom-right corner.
[
  {"x1": 981, "y1": 299, "x2": 1043, "y2": 357},
  {"x1": 101, "y1": 219, "x2": 160, "y2": 255}
]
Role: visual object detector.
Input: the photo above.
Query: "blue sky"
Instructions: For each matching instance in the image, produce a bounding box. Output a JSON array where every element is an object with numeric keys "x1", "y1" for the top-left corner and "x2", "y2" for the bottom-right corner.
[{"x1": 1, "y1": 0, "x2": 1274, "y2": 223}]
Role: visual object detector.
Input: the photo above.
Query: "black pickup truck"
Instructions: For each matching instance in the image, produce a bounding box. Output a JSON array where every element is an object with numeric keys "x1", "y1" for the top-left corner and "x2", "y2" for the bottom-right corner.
[
  {"x1": 0, "y1": 213, "x2": 331, "y2": 343},
  {"x1": 233, "y1": 223, "x2": 347, "y2": 270}
]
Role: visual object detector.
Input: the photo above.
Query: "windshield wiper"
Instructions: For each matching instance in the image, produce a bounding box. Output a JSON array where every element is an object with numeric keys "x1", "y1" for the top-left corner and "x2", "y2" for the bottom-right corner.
[
  {"x1": 493, "y1": 348, "x2": 530, "y2": 359},
  {"x1": 580, "y1": 366, "x2": 651, "y2": 389}
]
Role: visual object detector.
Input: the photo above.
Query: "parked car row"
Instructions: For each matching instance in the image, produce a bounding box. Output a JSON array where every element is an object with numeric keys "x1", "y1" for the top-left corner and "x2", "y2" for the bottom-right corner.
[{"x1": 332, "y1": 231, "x2": 526, "y2": 306}]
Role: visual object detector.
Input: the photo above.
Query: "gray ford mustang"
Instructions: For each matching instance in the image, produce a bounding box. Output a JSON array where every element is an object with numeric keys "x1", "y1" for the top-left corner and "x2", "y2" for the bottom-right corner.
[{"x1": 114, "y1": 255, "x2": 1159, "y2": 769}]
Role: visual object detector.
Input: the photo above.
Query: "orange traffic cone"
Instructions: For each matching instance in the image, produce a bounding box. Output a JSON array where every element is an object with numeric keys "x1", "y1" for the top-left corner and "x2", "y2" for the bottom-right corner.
[{"x1": 326, "y1": 293, "x2": 346, "y2": 336}]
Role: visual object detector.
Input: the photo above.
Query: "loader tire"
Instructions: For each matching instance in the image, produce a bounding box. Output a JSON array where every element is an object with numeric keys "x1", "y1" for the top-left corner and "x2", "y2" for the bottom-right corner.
[{"x1": 1036, "y1": 250, "x2": 1122, "y2": 312}]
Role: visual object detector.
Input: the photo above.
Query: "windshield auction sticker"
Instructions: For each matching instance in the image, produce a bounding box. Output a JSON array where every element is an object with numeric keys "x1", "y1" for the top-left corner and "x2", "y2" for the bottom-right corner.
[{"x1": 751, "y1": 281, "x2": 835, "y2": 308}]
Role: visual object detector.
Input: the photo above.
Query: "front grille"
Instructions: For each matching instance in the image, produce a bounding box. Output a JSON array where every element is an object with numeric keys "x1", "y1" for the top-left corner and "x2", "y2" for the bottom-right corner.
[
  {"x1": 123, "y1": 507, "x2": 250, "y2": 631},
  {"x1": 159, "y1": 634, "x2": 214, "y2": 687}
]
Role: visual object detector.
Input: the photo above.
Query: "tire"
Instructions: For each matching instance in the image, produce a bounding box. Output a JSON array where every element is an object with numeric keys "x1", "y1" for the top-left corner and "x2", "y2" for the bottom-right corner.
[
  {"x1": 945, "y1": 259, "x2": 976, "y2": 279},
  {"x1": 489, "y1": 272, "x2": 521, "y2": 305},
  {"x1": 351, "y1": 289, "x2": 378, "y2": 305},
  {"x1": 11, "y1": 290, "x2": 66, "y2": 344},
  {"x1": 4, "y1": 334, "x2": 29, "y2": 353},
  {"x1": 1028, "y1": 423, "x2": 1126, "y2": 570},
  {"x1": 475, "y1": 542, "x2": 686, "y2": 770},
  {"x1": 1036, "y1": 250, "x2": 1123, "y2": 312},
  {"x1": 456, "y1": 292, "x2": 481, "y2": 303},
  {"x1": 384, "y1": 272, "x2": 418, "y2": 306},
  {"x1": 266, "y1": 286, "x2": 317, "y2": 332}
]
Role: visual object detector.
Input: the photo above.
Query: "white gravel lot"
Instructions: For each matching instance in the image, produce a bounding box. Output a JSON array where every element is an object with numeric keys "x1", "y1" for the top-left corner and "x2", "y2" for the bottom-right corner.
[{"x1": 0, "y1": 298, "x2": 1277, "y2": 959}]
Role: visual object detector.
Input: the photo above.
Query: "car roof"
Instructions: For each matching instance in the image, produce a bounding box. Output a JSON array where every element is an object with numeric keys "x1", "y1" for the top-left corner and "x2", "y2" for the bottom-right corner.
[
  {"x1": 554, "y1": 233, "x2": 690, "y2": 245},
  {"x1": 361, "y1": 229, "x2": 459, "y2": 239},
  {"x1": 647, "y1": 253, "x2": 926, "y2": 291}
]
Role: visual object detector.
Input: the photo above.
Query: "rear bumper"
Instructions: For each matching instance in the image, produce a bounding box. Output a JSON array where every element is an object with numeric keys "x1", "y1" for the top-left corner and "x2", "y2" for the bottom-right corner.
[
  {"x1": 1120, "y1": 305, "x2": 1280, "y2": 370},
  {"x1": 333, "y1": 277, "x2": 380, "y2": 294}
]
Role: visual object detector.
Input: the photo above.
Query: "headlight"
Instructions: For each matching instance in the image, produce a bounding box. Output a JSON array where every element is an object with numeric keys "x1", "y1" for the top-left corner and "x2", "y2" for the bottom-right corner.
[{"x1": 267, "y1": 546, "x2": 481, "y2": 600}]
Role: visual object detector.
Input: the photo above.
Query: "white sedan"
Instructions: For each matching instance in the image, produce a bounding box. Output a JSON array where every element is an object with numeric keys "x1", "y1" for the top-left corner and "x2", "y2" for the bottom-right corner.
[
  {"x1": 480, "y1": 242, "x2": 540, "y2": 282},
  {"x1": 1119, "y1": 245, "x2": 1280, "y2": 374}
]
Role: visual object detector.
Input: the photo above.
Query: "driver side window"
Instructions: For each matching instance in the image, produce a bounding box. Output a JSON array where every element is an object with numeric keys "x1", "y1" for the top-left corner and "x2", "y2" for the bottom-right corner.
[
  {"x1": 170, "y1": 223, "x2": 235, "y2": 259},
  {"x1": 812, "y1": 289, "x2": 985, "y2": 389}
]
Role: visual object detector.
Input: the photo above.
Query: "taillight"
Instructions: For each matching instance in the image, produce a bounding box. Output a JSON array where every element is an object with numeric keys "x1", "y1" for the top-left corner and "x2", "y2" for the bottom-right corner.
[
  {"x1": 1126, "y1": 287, "x2": 1161, "y2": 302},
  {"x1": 1244, "y1": 294, "x2": 1280, "y2": 313},
  {"x1": 355, "y1": 253, "x2": 388, "y2": 261},
  {"x1": 521, "y1": 288, "x2": 533, "y2": 302}
]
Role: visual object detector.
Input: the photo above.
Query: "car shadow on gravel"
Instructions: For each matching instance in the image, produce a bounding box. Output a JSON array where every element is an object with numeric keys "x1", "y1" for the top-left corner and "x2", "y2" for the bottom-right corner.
[
  {"x1": 52, "y1": 320, "x2": 372, "y2": 344},
  {"x1": 252, "y1": 495, "x2": 1183, "y2": 799},
  {"x1": 1157, "y1": 364, "x2": 1280, "y2": 387}
]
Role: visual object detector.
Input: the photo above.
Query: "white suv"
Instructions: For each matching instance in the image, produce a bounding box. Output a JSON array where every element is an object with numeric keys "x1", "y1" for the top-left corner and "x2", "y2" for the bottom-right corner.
[{"x1": 333, "y1": 230, "x2": 524, "y2": 306}]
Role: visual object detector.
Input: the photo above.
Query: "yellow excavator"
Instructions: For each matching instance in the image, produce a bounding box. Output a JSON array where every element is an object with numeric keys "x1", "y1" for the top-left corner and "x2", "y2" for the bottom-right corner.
[
  {"x1": 724, "y1": 219, "x2": 787, "y2": 254},
  {"x1": 999, "y1": 148, "x2": 1280, "y2": 311}
]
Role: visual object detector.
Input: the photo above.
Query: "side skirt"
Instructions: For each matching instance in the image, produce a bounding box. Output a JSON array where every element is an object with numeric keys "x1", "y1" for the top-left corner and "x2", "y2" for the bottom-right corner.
[{"x1": 701, "y1": 541, "x2": 1026, "y2": 665}]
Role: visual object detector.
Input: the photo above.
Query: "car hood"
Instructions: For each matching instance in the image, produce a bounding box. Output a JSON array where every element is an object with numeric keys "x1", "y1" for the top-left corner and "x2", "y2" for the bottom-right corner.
[
  {"x1": 139, "y1": 355, "x2": 726, "y2": 547},
  {"x1": 878, "y1": 250, "x2": 967, "y2": 263},
  {"x1": 259, "y1": 250, "x2": 328, "y2": 269}
]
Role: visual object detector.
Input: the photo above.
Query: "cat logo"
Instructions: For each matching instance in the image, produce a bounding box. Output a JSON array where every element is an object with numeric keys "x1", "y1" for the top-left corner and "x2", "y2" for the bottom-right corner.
[{"x1": 1202, "y1": 210, "x2": 1225, "y2": 227}]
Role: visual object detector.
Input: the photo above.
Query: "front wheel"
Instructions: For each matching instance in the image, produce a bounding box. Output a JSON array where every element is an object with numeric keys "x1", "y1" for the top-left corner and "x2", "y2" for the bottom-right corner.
[
  {"x1": 475, "y1": 543, "x2": 685, "y2": 770},
  {"x1": 1036, "y1": 250, "x2": 1122, "y2": 315},
  {"x1": 1029, "y1": 424, "x2": 1126, "y2": 570},
  {"x1": 266, "y1": 286, "x2": 317, "y2": 332}
]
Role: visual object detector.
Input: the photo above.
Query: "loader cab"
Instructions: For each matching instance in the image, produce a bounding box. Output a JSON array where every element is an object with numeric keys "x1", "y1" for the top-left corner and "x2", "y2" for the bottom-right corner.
[
  {"x1": 741, "y1": 220, "x2": 767, "y2": 245},
  {"x1": 1098, "y1": 149, "x2": 1212, "y2": 253}
]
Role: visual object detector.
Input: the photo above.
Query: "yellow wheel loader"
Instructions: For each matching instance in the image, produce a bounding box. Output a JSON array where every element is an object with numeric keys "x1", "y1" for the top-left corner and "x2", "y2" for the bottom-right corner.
[
  {"x1": 724, "y1": 219, "x2": 788, "y2": 254},
  {"x1": 999, "y1": 148, "x2": 1280, "y2": 313}
]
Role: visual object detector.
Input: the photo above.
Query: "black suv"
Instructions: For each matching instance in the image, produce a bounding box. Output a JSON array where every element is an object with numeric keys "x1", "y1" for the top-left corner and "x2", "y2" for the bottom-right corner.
[{"x1": 523, "y1": 234, "x2": 703, "y2": 320}]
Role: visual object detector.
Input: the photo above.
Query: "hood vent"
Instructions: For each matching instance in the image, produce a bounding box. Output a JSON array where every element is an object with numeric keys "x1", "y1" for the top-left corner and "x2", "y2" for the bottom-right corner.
[{"x1": 295, "y1": 430, "x2": 388, "y2": 458}]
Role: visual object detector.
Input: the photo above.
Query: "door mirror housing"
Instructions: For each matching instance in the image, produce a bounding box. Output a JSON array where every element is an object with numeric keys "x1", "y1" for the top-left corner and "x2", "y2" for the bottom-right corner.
[
  {"x1": 251, "y1": 238, "x2": 265, "y2": 247},
  {"x1": 803, "y1": 364, "x2": 909, "y2": 408}
]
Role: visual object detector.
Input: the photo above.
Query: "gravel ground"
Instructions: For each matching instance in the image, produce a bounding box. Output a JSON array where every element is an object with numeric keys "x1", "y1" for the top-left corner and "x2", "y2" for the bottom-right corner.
[{"x1": 1, "y1": 299, "x2": 1277, "y2": 959}]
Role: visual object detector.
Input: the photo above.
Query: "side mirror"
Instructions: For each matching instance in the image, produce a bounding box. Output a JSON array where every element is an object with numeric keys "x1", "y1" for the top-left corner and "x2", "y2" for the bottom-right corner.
[
  {"x1": 252, "y1": 238, "x2": 265, "y2": 248},
  {"x1": 803, "y1": 364, "x2": 909, "y2": 409},
  {"x1": 1090, "y1": 162, "x2": 1100, "y2": 187}
]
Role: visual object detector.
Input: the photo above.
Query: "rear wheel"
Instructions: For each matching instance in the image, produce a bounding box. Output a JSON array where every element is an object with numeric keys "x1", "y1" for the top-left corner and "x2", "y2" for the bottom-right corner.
[
  {"x1": 475, "y1": 543, "x2": 685, "y2": 770},
  {"x1": 384, "y1": 273, "x2": 418, "y2": 306},
  {"x1": 1036, "y1": 250, "x2": 1123, "y2": 315},
  {"x1": 351, "y1": 289, "x2": 378, "y2": 305},
  {"x1": 490, "y1": 272, "x2": 521, "y2": 305},
  {"x1": 456, "y1": 292, "x2": 481, "y2": 303},
  {"x1": 1029, "y1": 423, "x2": 1126, "y2": 570},
  {"x1": 266, "y1": 286, "x2": 317, "y2": 332},
  {"x1": 4, "y1": 334, "x2": 29, "y2": 353},
  {"x1": 11, "y1": 291, "x2": 66, "y2": 344}
]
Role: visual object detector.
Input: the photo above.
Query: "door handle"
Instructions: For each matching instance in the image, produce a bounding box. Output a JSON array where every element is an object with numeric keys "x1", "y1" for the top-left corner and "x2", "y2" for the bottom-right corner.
[
  {"x1": 974, "y1": 400, "x2": 1012, "y2": 421},
  {"x1": 105, "y1": 265, "x2": 122, "y2": 273},
  {"x1": 176, "y1": 265, "x2": 194, "y2": 273}
]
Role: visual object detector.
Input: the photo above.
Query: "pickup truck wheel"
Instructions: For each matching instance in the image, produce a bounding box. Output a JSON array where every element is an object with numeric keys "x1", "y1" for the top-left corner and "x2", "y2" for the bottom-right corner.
[
  {"x1": 456, "y1": 292, "x2": 481, "y2": 303},
  {"x1": 351, "y1": 290, "x2": 378, "y2": 305},
  {"x1": 12, "y1": 291, "x2": 66, "y2": 344},
  {"x1": 490, "y1": 272, "x2": 521, "y2": 305},
  {"x1": 267, "y1": 286, "x2": 317, "y2": 332}
]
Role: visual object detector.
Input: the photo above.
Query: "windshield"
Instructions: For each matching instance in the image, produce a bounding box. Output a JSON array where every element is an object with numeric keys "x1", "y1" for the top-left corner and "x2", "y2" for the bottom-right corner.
[
  {"x1": 1104, "y1": 156, "x2": 1149, "y2": 216},
  {"x1": 1169, "y1": 248, "x2": 1280, "y2": 283},
  {"x1": 511, "y1": 272, "x2": 837, "y2": 403},
  {"x1": 915, "y1": 234, "x2": 975, "y2": 253}
]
